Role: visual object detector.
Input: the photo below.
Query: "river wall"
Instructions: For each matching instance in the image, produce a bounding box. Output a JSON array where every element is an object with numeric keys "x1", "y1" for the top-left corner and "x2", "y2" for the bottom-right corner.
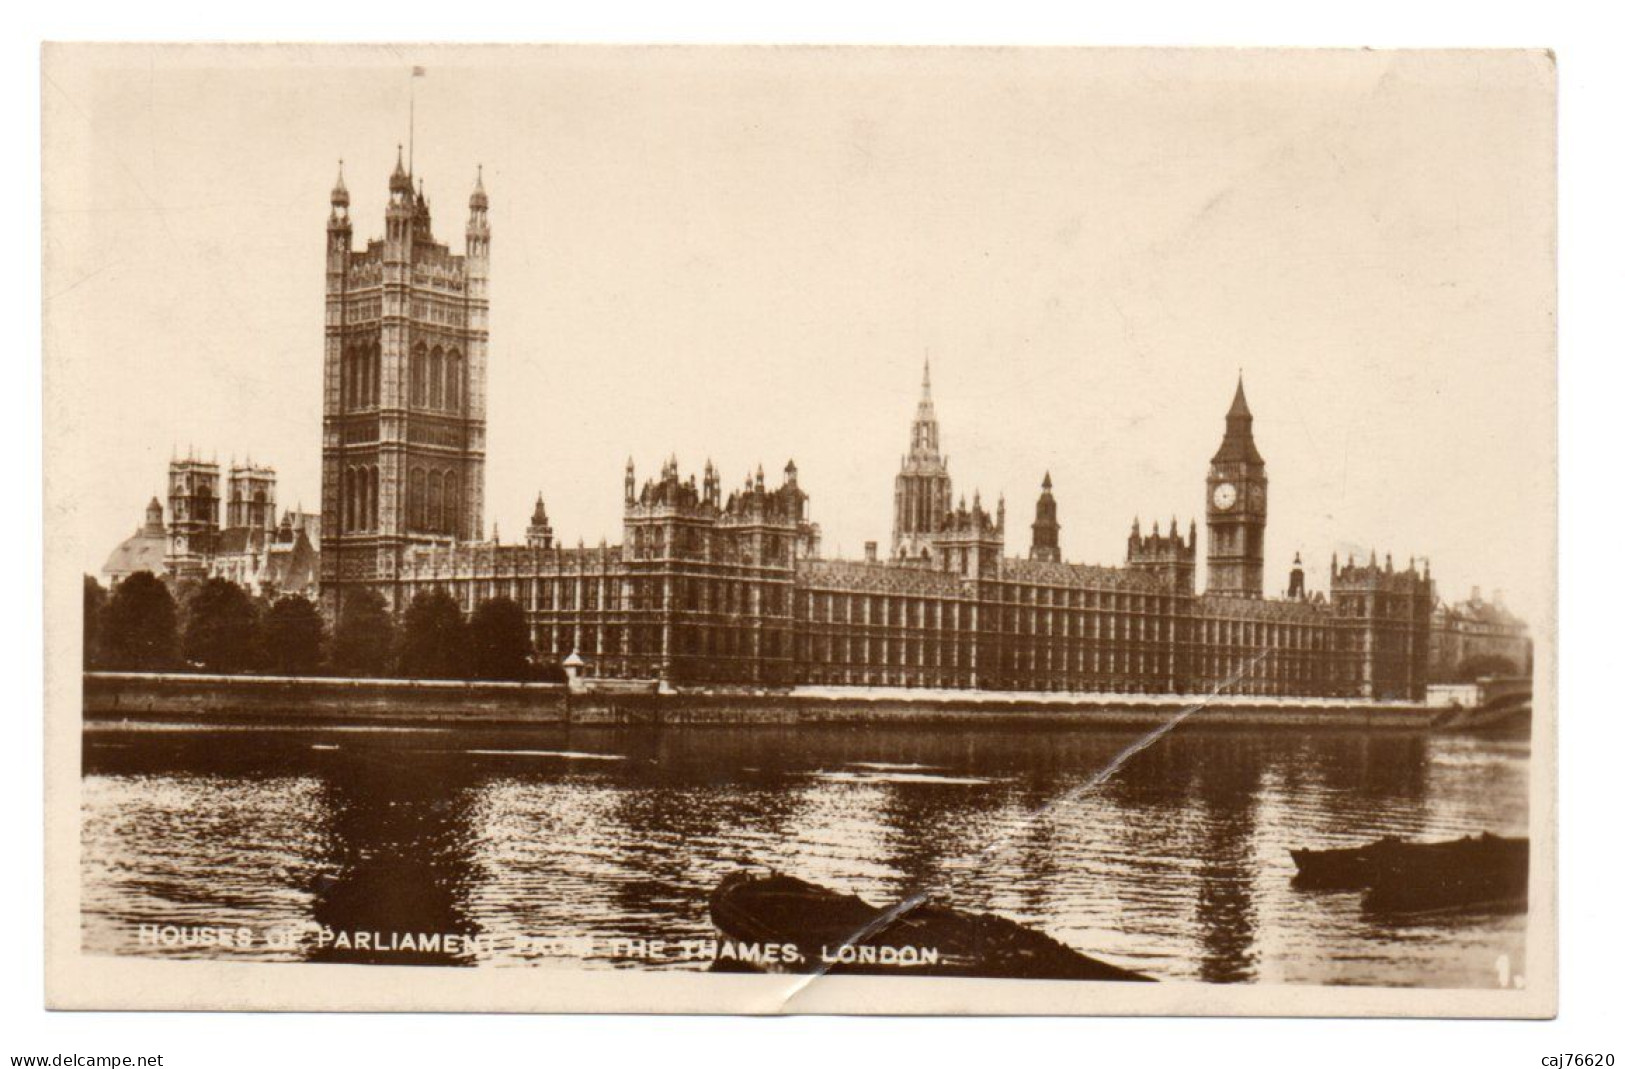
[{"x1": 81, "y1": 672, "x2": 1440, "y2": 730}]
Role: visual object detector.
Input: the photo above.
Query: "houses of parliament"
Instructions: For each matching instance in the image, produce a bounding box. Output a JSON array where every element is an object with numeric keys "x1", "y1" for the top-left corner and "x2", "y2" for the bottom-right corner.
[{"x1": 316, "y1": 155, "x2": 1435, "y2": 701}]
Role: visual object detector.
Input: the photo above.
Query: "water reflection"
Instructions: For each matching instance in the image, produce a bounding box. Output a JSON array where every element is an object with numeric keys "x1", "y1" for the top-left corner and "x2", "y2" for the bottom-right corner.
[
  {"x1": 308, "y1": 749, "x2": 483, "y2": 966},
  {"x1": 81, "y1": 723, "x2": 1529, "y2": 986}
]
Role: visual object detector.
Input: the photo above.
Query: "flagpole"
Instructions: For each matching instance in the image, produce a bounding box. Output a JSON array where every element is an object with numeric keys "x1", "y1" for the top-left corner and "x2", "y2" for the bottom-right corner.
[{"x1": 408, "y1": 68, "x2": 415, "y2": 176}]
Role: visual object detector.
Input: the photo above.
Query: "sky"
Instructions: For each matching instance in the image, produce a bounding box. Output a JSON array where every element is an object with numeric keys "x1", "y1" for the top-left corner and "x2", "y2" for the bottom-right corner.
[{"x1": 44, "y1": 46, "x2": 1554, "y2": 616}]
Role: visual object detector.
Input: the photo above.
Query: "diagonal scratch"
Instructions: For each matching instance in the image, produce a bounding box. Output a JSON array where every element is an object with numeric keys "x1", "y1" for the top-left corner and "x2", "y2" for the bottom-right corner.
[{"x1": 772, "y1": 647, "x2": 1276, "y2": 1010}]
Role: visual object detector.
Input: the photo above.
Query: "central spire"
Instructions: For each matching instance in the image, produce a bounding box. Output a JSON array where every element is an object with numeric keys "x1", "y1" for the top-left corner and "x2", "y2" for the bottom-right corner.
[
  {"x1": 910, "y1": 355, "x2": 939, "y2": 460},
  {"x1": 893, "y1": 358, "x2": 953, "y2": 562}
]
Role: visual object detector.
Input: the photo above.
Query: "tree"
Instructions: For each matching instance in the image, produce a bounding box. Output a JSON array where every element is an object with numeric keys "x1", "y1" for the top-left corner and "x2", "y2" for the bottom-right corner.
[
  {"x1": 396, "y1": 589, "x2": 470, "y2": 680},
  {"x1": 100, "y1": 571, "x2": 179, "y2": 671},
  {"x1": 532, "y1": 659, "x2": 568, "y2": 684},
  {"x1": 1454, "y1": 653, "x2": 1521, "y2": 682},
  {"x1": 468, "y1": 596, "x2": 533, "y2": 680},
  {"x1": 83, "y1": 575, "x2": 108, "y2": 669},
  {"x1": 182, "y1": 577, "x2": 263, "y2": 673},
  {"x1": 330, "y1": 587, "x2": 395, "y2": 678},
  {"x1": 263, "y1": 594, "x2": 325, "y2": 676}
]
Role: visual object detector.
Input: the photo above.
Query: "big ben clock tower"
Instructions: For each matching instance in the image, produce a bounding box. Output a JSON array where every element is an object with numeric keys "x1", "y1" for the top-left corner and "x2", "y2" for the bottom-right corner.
[{"x1": 1206, "y1": 375, "x2": 1267, "y2": 597}]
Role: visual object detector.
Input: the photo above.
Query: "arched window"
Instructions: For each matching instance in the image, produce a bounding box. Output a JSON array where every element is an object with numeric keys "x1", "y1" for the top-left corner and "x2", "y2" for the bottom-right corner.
[
  {"x1": 408, "y1": 467, "x2": 427, "y2": 530},
  {"x1": 429, "y1": 347, "x2": 444, "y2": 409},
  {"x1": 443, "y1": 470, "x2": 459, "y2": 536},
  {"x1": 446, "y1": 350, "x2": 462, "y2": 410},
  {"x1": 428, "y1": 471, "x2": 443, "y2": 534},
  {"x1": 344, "y1": 466, "x2": 357, "y2": 531},
  {"x1": 370, "y1": 342, "x2": 381, "y2": 406},
  {"x1": 341, "y1": 347, "x2": 354, "y2": 409},
  {"x1": 368, "y1": 466, "x2": 380, "y2": 530},
  {"x1": 410, "y1": 343, "x2": 428, "y2": 407}
]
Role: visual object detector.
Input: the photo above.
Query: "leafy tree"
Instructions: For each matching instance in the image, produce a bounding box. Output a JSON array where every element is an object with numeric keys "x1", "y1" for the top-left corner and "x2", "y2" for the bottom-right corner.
[
  {"x1": 263, "y1": 594, "x2": 326, "y2": 676},
  {"x1": 468, "y1": 596, "x2": 533, "y2": 680},
  {"x1": 182, "y1": 577, "x2": 263, "y2": 673},
  {"x1": 330, "y1": 587, "x2": 395, "y2": 678},
  {"x1": 396, "y1": 589, "x2": 471, "y2": 680},
  {"x1": 100, "y1": 571, "x2": 179, "y2": 671},
  {"x1": 1454, "y1": 654, "x2": 1521, "y2": 682},
  {"x1": 83, "y1": 575, "x2": 108, "y2": 669},
  {"x1": 532, "y1": 659, "x2": 568, "y2": 684}
]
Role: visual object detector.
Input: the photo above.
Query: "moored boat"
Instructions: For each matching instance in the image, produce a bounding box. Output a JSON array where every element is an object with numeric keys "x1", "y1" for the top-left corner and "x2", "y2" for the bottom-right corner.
[
  {"x1": 708, "y1": 871, "x2": 1153, "y2": 981},
  {"x1": 1290, "y1": 833, "x2": 1529, "y2": 910},
  {"x1": 1289, "y1": 836, "x2": 1401, "y2": 889}
]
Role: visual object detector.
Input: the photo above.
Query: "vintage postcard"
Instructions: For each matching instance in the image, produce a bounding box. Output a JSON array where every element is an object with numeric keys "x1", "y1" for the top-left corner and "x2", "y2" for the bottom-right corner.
[{"x1": 43, "y1": 45, "x2": 1556, "y2": 1015}]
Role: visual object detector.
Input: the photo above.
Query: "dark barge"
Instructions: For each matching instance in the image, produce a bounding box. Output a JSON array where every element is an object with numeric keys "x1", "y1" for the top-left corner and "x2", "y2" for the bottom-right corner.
[
  {"x1": 709, "y1": 872, "x2": 1152, "y2": 981},
  {"x1": 1290, "y1": 833, "x2": 1529, "y2": 910}
]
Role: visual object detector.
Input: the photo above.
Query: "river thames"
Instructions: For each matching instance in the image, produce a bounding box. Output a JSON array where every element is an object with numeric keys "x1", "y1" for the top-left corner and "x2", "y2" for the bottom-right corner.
[{"x1": 80, "y1": 721, "x2": 1529, "y2": 986}]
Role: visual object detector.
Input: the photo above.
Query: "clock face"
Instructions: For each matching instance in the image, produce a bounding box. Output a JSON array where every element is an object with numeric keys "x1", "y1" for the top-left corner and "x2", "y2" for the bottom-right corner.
[
  {"x1": 1250, "y1": 484, "x2": 1266, "y2": 510},
  {"x1": 1212, "y1": 482, "x2": 1237, "y2": 511}
]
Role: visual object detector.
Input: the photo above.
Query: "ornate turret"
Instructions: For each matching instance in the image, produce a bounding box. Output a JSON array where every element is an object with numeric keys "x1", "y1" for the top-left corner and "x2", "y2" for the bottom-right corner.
[
  {"x1": 1030, "y1": 472, "x2": 1061, "y2": 562},
  {"x1": 385, "y1": 145, "x2": 414, "y2": 246},
  {"x1": 465, "y1": 165, "x2": 490, "y2": 266},
  {"x1": 893, "y1": 357, "x2": 954, "y2": 563},
  {"x1": 526, "y1": 492, "x2": 555, "y2": 550},
  {"x1": 389, "y1": 145, "x2": 412, "y2": 195},
  {"x1": 329, "y1": 160, "x2": 350, "y2": 213},
  {"x1": 933, "y1": 486, "x2": 1004, "y2": 580},
  {"x1": 1287, "y1": 551, "x2": 1306, "y2": 599},
  {"x1": 327, "y1": 160, "x2": 352, "y2": 260},
  {"x1": 1127, "y1": 511, "x2": 1196, "y2": 595},
  {"x1": 412, "y1": 177, "x2": 434, "y2": 240},
  {"x1": 703, "y1": 459, "x2": 720, "y2": 506}
]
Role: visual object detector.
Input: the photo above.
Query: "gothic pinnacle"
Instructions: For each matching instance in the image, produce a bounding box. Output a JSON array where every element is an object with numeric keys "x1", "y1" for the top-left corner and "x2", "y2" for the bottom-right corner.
[{"x1": 330, "y1": 159, "x2": 349, "y2": 208}]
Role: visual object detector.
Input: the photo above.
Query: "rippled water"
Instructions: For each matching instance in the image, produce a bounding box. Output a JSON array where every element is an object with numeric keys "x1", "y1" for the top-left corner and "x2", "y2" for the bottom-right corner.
[{"x1": 81, "y1": 721, "x2": 1529, "y2": 987}]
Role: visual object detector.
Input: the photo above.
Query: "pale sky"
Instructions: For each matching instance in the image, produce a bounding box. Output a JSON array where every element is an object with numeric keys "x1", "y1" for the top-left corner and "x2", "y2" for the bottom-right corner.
[{"x1": 45, "y1": 46, "x2": 1554, "y2": 616}]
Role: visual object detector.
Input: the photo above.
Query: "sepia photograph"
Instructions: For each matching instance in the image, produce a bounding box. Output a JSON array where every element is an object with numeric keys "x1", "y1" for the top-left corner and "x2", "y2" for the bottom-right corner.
[{"x1": 42, "y1": 44, "x2": 1556, "y2": 1017}]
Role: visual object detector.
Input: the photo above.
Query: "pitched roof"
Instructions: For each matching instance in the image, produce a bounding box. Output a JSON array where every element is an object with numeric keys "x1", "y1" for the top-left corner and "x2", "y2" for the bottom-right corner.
[{"x1": 1211, "y1": 375, "x2": 1264, "y2": 464}]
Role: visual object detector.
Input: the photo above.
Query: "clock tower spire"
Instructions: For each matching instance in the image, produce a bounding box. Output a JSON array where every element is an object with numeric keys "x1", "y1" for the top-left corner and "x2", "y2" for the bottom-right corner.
[{"x1": 1205, "y1": 374, "x2": 1267, "y2": 597}]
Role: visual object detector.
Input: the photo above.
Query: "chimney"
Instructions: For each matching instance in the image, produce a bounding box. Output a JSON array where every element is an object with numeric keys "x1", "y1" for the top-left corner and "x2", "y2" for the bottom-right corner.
[{"x1": 864, "y1": 541, "x2": 878, "y2": 563}]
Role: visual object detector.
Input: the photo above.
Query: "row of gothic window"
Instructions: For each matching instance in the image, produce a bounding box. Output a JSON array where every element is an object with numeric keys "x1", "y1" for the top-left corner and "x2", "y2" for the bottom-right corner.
[
  {"x1": 407, "y1": 466, "x2": 461, "y2": 536},
  {"x1": 341, "y1": 465, "x2": 379, "y2": 533},
  {"x1": 339, "y1": 464, "x2": 461, "y2": 536},
  {"x1": 340, "y1": 344, "x2": 380, "y2": 409},
  {"x1": 410, "y1": 344, "x2": 463, "y2": 411},
  {"x1": 338, "y1": 342, "x2": 465, "y2": 412}
]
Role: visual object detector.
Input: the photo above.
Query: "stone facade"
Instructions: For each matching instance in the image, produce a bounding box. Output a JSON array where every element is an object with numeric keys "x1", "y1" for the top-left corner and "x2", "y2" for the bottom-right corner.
[
  {"x1": 102, "y1": 459, "x2": 320, "y2": 598},
  {"x1": 320, "y1": 156, "x2": 489, "y2": 617},
  {"x1": 319, "y1": 157, "x2": 1435, "y2": 701},
  {"x1": 1429, "y1": 588, "x2": 1533, "y2": 681}
]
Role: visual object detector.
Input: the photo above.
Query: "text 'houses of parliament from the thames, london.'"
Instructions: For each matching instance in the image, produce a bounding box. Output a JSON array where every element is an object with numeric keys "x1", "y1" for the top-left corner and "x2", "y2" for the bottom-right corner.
[{"x1": 319, "y1": 157, "x2": 1434, "y2": 700}]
